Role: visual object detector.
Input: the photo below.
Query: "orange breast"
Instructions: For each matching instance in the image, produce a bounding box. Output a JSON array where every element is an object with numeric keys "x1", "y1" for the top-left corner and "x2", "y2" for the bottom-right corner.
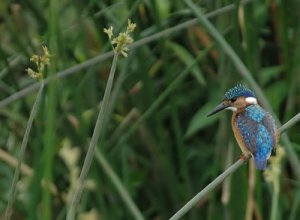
[{"x1": 231, "y1": 113, "x2": 252, "y2": 157}]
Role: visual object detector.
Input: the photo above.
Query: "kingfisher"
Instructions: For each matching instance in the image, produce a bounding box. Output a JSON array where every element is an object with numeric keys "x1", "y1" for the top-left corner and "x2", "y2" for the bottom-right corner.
[{"x1": 207, "y1": 84, "x2": 278, "y2": 170}]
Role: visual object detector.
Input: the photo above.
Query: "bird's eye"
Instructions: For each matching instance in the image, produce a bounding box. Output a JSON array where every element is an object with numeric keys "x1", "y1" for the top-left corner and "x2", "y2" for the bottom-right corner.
[{"x1": 230, "y1": 98, "x2": 237, "y2": 102}]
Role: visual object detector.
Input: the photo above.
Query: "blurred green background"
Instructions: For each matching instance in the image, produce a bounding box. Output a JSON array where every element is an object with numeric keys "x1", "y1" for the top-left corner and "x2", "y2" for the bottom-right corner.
[{"x1": 0, "y1": 0, "x2": 300, "y2": 219}]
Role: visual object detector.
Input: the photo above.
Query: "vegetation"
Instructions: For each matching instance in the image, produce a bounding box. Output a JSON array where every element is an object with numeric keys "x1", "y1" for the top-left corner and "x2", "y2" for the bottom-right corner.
[{"x1": 0, "y1": 0, "x2": 299, "y2": 219}]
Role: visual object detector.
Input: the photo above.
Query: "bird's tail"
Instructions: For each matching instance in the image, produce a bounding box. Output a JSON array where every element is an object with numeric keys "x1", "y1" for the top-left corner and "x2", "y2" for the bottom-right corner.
[{"x1": 254, "y1": 158, "x2": 267, "y2": 170}]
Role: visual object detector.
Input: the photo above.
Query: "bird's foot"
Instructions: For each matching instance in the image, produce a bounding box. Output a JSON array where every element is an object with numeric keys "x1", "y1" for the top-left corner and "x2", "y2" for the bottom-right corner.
[{"x1": 240, "y1": 154, "x2": 251, "y2": 162}]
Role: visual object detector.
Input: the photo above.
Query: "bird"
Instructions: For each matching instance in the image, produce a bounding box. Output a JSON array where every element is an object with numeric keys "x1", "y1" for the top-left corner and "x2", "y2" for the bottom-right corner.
[{"x1": 207, "y1": 84, "x2": 278, "y2": 170}]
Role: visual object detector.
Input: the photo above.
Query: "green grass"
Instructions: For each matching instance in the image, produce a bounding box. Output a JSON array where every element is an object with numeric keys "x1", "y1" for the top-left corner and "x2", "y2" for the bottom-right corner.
[{"x1": 1, "y1": 0, "x2": 300, "y2": 219}]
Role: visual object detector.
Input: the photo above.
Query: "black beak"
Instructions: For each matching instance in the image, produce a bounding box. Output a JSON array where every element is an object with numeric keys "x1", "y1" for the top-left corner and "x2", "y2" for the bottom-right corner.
[{"x1": 207, "y1": 102, "x2": 229, "y2": 117}]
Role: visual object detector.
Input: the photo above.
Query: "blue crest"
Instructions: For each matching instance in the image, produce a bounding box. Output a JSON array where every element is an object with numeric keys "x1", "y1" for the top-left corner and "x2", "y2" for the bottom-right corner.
[{"x1": 224, "y1": 84, "x2": 256, "y2": 100}]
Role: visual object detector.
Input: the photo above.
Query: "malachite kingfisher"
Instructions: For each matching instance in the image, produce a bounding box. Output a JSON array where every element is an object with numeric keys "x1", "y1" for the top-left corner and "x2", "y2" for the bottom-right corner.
[{"x1": 207, "y1": 84, "x2": 279, "y2": 170}]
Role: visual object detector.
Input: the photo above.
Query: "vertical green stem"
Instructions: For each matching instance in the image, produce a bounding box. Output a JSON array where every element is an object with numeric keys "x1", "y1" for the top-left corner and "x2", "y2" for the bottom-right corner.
[
  {"x1": 5, "y1": 82, "x2": 44, "y2": 220},
  {"x1": 95, "y1": 149, "x2": 144, "y2": 220},
  {"x1": 270, "y1": 183, "x2": 279, "y2": 220},
  {"x1": 42, "y1": 0, "x2": 58, "y2": 218},
  {"x1": 42, "y1": 76, "x2": 57, "y2": 220},
  {"x1": 66, "y1": 52, "x2": 119, "y2": 220}
]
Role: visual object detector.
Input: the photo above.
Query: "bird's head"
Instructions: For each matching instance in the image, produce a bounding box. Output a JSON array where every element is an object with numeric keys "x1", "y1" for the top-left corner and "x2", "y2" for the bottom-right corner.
[{"x1": 207, "y1": 84, "x2": 257, "y2": 116}]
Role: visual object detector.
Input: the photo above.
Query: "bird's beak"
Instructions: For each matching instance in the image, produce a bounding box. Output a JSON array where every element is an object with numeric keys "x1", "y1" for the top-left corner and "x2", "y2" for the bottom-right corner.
[{"x1": 207, "y1": 102, "x2": 230, "y2": 117}]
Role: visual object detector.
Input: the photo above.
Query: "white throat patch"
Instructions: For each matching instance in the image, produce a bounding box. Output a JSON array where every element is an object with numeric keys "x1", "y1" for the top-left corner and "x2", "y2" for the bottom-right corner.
[
  {"x1": 226, "y1": 106, "x2": 237, "y2": 112},
  {"x1": 245, "y1": 97, "x2": 257, "y2": 104}
]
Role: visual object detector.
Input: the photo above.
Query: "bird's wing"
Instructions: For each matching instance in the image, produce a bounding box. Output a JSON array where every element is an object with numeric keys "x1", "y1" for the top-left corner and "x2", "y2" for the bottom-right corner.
[
  {"x1": 236, "y1": 114, "x2": 259, "y2": 155},
  {"x1": 262, "y1": 112, "x2": 278, "y2": 150},
  {"x1": 237, "y1": 110, "x2": 276, "y2": 158}
]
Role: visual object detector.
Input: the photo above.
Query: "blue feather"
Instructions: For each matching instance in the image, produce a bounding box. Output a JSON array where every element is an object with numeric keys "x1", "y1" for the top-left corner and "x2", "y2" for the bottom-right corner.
[
  {"x1": 224, "y1": 84, "x2": 256, "y2": 100},
  {"x1": 236, "y1": 105, "x2": 276, "y2": 170},
  {"x1": 254, "y1": 158, "x2": 268, "y2": 170}
]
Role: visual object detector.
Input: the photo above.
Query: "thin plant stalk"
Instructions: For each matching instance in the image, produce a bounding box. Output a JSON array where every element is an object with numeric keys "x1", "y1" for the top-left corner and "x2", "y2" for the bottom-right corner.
[
  {"x1": 5, "y1": 82, "x2": 44, "y2": 220},
  {"x1": 245, "y1": 161, "x2": 255, "y2": 220},
  {"x1": 270, "y1": 184, "x2": 279, "y2": 220},
  {"x1": 169, "y1": 114, "x2": 300, "y2": 220},
  {"x1": 265, "y1": 146, "x2": 285, "y2": 220},
  {"x1": 169, "y1": 159, "x2": 244, "y2": 220},
  {"x1": 95, "y1": 149, "x2": 145, "y2": 220},
  {"x1": 289, "y1": 190, "x2": 300, "y2": 220},
  {"x1": 93, "y1": 59, "x2": 144, "y2": 219},
  {"x1": 66, "y1": 53, "x2": 119, "y2": 220}
]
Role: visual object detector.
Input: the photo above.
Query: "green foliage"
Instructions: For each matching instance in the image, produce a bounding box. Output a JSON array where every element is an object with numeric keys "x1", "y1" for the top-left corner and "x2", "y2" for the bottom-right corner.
[
  {"x1": 166, "y1": 41, "x2": 206, "y2": 85},
  {"x1": 185, "y1": 102, "x2": 219, "y2": 138},
  {"x1": 0, "y1": 0, "x2": 300, "y2": 219}
]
